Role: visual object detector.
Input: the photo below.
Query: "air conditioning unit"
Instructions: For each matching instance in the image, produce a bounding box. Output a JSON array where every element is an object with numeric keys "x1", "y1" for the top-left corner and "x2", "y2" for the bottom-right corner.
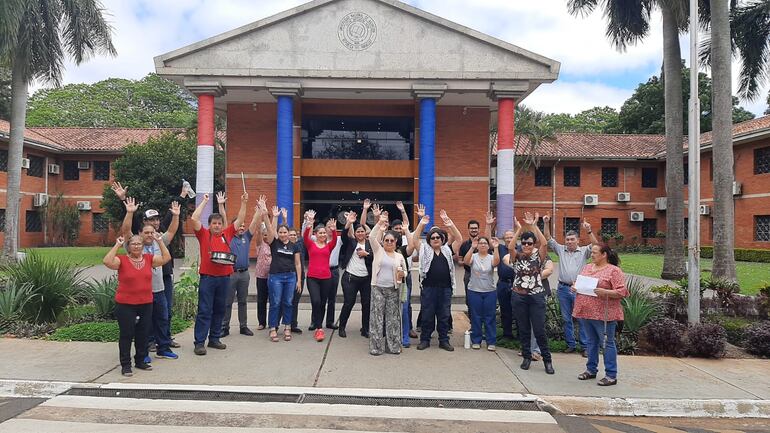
[
  {"x1": 21, "y1": 158, "x2": 30, "y2": 169},
  {"x1": 76, "y1": 201, "x2": 92, "y2": 211},
  {"x1": 732, "y1": 181, "x2": 742, "y2": 196},
  {"x1": 48, "y1": 164, "x2": 60, "y2": 175},
  {"x1": 583, "y1": 194, "x2": 598, "y2": 206},
  {"x1": 77, "y1": 161, "x2": 90, "y2": 170},
  {"x1": 630, "y1": 211, "x2": 645, "y2": 222},
  {"x1": 699, "y1": 205, "x2": 711, "y2": 216},
  {"x1": 617, "y1": 192, "x2": 631, "y2": 202},
  {"x1": 33, "y1": 193, "x2": 48, "y2": 207},
  {"x1": 655, "y1": 197, "x2": 667, "y2": 211}
]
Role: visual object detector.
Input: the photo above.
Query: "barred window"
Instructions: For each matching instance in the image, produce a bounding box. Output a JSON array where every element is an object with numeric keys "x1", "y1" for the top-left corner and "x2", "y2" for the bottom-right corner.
[
  {"x1": 601, "y1": 218, "x2": 618, "y2": 235},
  {"x1": 755, "y1": 216, "x2": 770, "y2": 242},
  {"x1": 684, "y1": 218, "x2": 688, "y2": 240},
  {"x1": 534, "y1": 166, "x2": 552, "y2": 187},
  {"x1": 563, "y1": 166, "x2": 580, "y2": 187},
  {"x1": 27, "y1": 155, "x2": 45, "y2": 178},
  {"x1": 93, "y1": 213, "x2": 110, "y2": 233},
  {"x1": 0, "y1": 149, "x2": 7, "y2": 171},
  {"x1": 642, "y1": 167, "x2": 658, "y2": 188},
  {"x1": 683, "y1": 163, "x2": 689, "y2": 185},
  {"x1": 63, "y1": 161, "x2": 79, "y2": 181},
  {"x1": 25, "y1": 210, "x2": 42, "y2": 232},
  {"x1": 641, "y1": 219, "x2": 658, "y2": 239},
  {"x1": 601, "y1": 167, "x2": 618, "y2": 187},
  {"x1": 93, "y1": 161, "x2": 110, "y2": 181},
  {"x1": 0, "y1": 209, "x2": 5, "y2": 231},
  {"x1": 755, "y1": 147, "x2": 770, "y2": 174},
  {"x1": 564, "y1": 217, "x2": 580, "y2": 237}
]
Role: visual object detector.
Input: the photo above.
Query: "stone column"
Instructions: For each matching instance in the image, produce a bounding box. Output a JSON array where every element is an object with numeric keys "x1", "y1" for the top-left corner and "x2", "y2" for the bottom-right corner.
[
  {"x1": 413, "y1": 84, "x2": 446, "y2": 227},
  {"x1": 269, "y1": 83, "x2": 302, "y2": 225}
]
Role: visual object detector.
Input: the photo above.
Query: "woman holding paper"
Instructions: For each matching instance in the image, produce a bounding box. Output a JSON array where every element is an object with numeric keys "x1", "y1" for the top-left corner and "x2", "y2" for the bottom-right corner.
[{"x1": 572, "y1": 243, "x2": 628, "y2": 386}]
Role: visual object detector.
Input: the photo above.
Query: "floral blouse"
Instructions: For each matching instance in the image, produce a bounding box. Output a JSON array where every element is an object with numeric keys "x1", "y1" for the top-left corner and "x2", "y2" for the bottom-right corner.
[
  {"x1": 254, "y1": 242, "x2": 272, "y2": 279},
  {"x1": 512, "y1": 250, "x2": 544, "y2": 295},
  {"x1": 572, "y1": 263, "x2": 629, "y2": 322}
]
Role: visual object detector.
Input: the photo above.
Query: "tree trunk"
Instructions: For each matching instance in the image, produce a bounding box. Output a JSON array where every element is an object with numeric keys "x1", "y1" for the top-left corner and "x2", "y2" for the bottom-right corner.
[
  {"x1": 660, "y1": 4, "x2": 686, "y2": 280},
  {"x1": 1, "y1": 58, "x2": 28, "y2": 263},
  {"x1": 710, "y1": 0, "x2": 737, "y2": 281}
]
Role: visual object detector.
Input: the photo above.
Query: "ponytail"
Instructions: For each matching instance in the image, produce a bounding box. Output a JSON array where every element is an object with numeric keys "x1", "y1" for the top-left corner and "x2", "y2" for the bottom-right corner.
[{"x1": 597, "y1": 242, "x2": 620, "y2": 266}]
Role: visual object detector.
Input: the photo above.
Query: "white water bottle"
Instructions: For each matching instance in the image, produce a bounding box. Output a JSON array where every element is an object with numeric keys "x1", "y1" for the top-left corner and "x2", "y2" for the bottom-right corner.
[{"x1": 464, "y1": 330, "x2": 471, "y2": 349}]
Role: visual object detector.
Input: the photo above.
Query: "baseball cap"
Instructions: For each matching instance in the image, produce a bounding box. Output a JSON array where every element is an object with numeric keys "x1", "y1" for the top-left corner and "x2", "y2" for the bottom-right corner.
[{"x1": 144, "y1": 209, "x2": 160, "y2": 219}]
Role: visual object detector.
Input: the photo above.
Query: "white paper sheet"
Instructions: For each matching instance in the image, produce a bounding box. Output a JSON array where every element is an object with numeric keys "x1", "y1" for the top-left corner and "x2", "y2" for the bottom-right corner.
[{"x1": 575, "y1": 275, "x2": 599, "y2": 297}]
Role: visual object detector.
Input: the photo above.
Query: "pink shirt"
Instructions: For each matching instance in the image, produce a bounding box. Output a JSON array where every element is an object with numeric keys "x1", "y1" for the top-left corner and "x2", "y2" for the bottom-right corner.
[
  {"x1": 572, "y1": 263, "x2": 629, "y2": 322},
  {"x1": 255, "y1": 242, "x2": 272, "y2": 279},
  {"x1": 303, "y1": 225, "x2": 338, "y2": 279}
]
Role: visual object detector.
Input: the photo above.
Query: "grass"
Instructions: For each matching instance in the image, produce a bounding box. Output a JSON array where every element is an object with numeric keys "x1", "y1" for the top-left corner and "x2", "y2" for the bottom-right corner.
[
  {"x1": 22, "y1": 247, "x2": 112, "y2": 267},
  {"x1": 617, "y1": 253, "x2": 767, "y2": 295},
  {"x1": 48, "y1": 317, "x2": 192, "y2": 342}
]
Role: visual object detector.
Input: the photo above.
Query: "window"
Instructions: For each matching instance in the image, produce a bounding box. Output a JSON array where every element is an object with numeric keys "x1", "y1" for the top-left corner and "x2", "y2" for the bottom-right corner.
[
  {"x1": 0, "y1": 149, "x2": 7, "y2": 171},
  {"x1": 27, "y1": 155, "x2": 44, "y2": 178},
  {"x1": 93, "y1": 161, "x2": 110, "y2": 181},
  {"x1": 642, "y1": 167, "x2": 658, "y2": 188},
  {"x1": 756, "y1": 216, "x2": 770, "y2": 242},
  {"x1": 63, "y1": 161, "x2": 79, "y2": 180},
  {"x1": 25, "y1": 210, "x2": 42, "y2": 232},
  {"x1": 683, "y1": 163, "x2": 689, "y2": 185},
  {"x1": 641, "y1": 219, "x2": 658, "y2": 238},
  {"x1": 563, "y1": 166, "x2": 580, "y2": 187},
  {"x1": 601, "y1": 167, "x2": 618, "y2": 187},
  {"x1": 93, "y1": 213, "x2": 110, "y2": 233},
  {"x1": 0, "y1": 209, "x2": 5, "y2": 231},
  {"x1": 601, "y1": 218, "x2": 618, "y2": 236},
  {"x1": 301, "y1": 116, "x2": 414, "y2": 160},
  {"x1": 564, "y1": 217, "x2": 580, "y2": 237},
  {"x1": 684, "y1": 218, "x2": 688, "y2": 240},
  {"x1": 537, "y1": 217, "x2": 545, "y2": 233},
  {"x1": 534, "y1": 166, "x2": 552, "y2": 187},
  {"x1": 755, "y1": 146, "x2": 770, "y2": 174}
]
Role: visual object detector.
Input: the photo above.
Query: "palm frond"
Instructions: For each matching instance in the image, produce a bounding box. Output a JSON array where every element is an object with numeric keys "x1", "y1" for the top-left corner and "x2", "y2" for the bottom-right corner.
[
  {"x1": 604, "y1": 0, "x2": 654, "y2": 51},
  {"x1": 0, "y1": 0, "x2": 26, "y2": 57},
  {"x1": 732, "y1": 0, "x2": 770, "y2": 100},
  {"x1": 567, "y1": 0, "x2": 600, "y2": 17},
  {"x1": 60, "y1": 0, "x2": 117, "y2": 64}
]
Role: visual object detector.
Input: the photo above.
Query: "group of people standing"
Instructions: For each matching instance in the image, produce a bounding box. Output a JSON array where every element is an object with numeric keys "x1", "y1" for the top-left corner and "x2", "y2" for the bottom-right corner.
[{"x1": 106, "y1": 187, "x2": 629, "y2": 385}]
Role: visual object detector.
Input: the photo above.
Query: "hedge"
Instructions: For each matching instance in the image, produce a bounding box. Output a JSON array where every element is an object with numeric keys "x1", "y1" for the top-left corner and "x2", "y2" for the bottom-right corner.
[
  {"x1": 699, "y1": 246, "x2": 770, "y2": 263},
  {"x1": 48, "y1": 317, "x2": 191, "y2": 342}
]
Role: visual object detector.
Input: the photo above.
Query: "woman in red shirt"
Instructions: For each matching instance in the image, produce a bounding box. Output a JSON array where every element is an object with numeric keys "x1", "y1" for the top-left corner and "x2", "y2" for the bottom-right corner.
[
  {"x1": 571, "y1": 243, "x2": 629, "y2": 386},
  {"x1": 103, "y1": 233, "x2": 171, "y2": 377},
  {"x1": 303, "y1": 209, "x2": 338, "y2": 342}
]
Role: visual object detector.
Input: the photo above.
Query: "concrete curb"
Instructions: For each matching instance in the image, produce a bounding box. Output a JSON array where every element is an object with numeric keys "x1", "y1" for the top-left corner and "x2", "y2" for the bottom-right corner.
[
  {"x1": 0, "y1": 379, "x2": 99, "y2": 399},
  {"x1": 541, "y1": 395, "x2": 770, "y2": 419}
]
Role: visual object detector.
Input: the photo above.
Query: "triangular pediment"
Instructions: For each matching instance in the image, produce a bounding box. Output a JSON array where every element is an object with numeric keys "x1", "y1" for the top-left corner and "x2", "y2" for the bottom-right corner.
[{"x1": 155, "y1": 0, "x2": 559, "y2": 81}]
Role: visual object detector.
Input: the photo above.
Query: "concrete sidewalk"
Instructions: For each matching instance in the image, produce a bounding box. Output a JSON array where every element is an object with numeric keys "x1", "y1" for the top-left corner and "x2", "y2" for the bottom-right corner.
[{"x1": 1, "y1": 306, "x2": 768, "y2": 418}]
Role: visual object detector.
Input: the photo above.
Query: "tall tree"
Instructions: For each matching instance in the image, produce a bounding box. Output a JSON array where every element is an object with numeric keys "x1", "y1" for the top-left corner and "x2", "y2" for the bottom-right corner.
[
  {"x1": 568, "y1": 0, "x2": 687, "y2": 279},
  {"x1": 0, "y1": 0, "x2": 116, "y2": 262},
  {"x1": 544, "y1": 106, "x2": 623, "y2": 133},
  {"x1": 0, "y1": 64, "x2": 10, "y2": 119},
  {"x1": 730, "y1": 0, "x2": 770, "y2": 101}
]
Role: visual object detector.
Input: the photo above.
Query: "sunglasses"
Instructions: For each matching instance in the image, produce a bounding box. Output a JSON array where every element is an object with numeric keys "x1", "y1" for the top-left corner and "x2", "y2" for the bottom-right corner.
[
  {"x1": 521, "y1": 241, "x2": 535, "y2": 246},
  {"x1": 429, "y1": 235, "x2": 442, "y2": 240},
  {"x1": 383, "y1": 239, "x2": 396, "y2": 243}
]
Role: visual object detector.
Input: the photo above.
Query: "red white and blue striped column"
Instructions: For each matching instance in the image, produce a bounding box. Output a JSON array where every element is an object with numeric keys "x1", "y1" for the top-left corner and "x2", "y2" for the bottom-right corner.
[
  {"x1": 496, "y1": 97, "x2": 516, "y2": 236},
  {"x1": 190, "y1": 83, "x2": 224, "y2": 228}
]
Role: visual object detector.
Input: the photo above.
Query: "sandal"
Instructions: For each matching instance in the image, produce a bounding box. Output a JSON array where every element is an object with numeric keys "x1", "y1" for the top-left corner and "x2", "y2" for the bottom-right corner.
[
  {"x1": 597, "y1": 377, "x2": 617, "y2": 386},
  {"x1": 577, "y1": 371, "x2": 597, "y2": 380},
  {"x1": 532, "y1": 352, "x2": 542, "y2": 361},
  {"x1": 269, "y1": 329, "x2": 279, "y2": 342},
  {"x1": 283, "y1": 328, "x2": 292, "y2": 341},
  {"x1": 257, "y1": 325, "x2": 266, "y2": 331}
]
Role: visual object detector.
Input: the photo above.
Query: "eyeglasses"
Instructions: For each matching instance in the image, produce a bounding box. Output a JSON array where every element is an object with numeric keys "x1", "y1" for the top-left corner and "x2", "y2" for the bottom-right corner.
[
  {"x1": 429, "y1": 235, "x2": 442, "y2": 240},
  {"x1": 129, "y1": 242, "x2": 143, "y2": 246},
  {"x1": 521, "y1": 241, "x2": 535, "y2": 246},
  {"x1": 383, "y1": 239, "x2": 396, "y2": 243}
]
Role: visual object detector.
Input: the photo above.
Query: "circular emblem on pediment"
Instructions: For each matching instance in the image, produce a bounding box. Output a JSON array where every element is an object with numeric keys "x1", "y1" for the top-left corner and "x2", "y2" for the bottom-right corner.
[{"x1": 338, "y1": 12, "x2": 377, "y2": 51}]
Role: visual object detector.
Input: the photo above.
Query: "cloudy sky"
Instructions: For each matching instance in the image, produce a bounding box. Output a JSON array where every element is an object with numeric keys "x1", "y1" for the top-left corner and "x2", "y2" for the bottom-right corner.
[{"x1": 50, "y1": 0, "x2": 769, "y2": 116}]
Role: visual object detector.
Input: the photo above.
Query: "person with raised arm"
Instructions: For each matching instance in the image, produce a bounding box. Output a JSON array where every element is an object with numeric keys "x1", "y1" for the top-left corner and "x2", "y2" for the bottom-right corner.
[
  {"x1": 338, "y1": 210, "x2": 374, "y2": 338},
  {"x1": 391, "y1": 200, "x2": 418, "y2": 347},
  {"x1": 190, "y1": 192, "x2": 248, "y2": 355},
  {"x1": 463, "y1": 235, "x2": 501, "y2": 351},
  {"x1": 411, "y1": 205, "x2": 463, "y2": 352},
  {"x1": 302, "y1": 209, "x2": 338, "y2": 342},
  {"x1": 252, "y1": 199, "x2": 272, "y2": 331}
]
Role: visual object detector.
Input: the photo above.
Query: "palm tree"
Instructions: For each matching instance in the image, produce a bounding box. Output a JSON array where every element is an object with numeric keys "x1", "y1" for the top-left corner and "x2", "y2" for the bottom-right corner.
[
  {"x1": 568, "y1": 0, "x2": 687, "y2": 280},
  {"x1": 731, "y1": 0, "x2": 770, "y2": 101},
  {"x1": 0, "y1": 0, "x2": 116, "y2": 262}
]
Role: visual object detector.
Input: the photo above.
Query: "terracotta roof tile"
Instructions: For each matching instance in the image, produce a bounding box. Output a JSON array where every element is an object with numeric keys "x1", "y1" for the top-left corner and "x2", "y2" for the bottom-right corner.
[{"x1": 493, "y1": 131, "x2": 666, "y2": 159}]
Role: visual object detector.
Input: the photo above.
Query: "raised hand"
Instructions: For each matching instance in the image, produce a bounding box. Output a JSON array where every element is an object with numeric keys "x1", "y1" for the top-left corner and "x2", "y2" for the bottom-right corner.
[
  {"x1": 378, "y1": 213, "x2": 388, "y2": 226},
  {"x1": 111, "y1": 182, "x2": 127, "y2": 200},
  {"x1": 170, "y1": 201, "x2": 181, "y2": 216},
  {"x1": 371, "y1": 203, "x2": 382, "y2": 217},
  {"x1": 202, "y1": 193, "x2": 210, "y2": 202},
  {"x1": 153, "y1": 232, "x2": 163, "y2": 242},
  {"x1": 416, "y1": 203, "x2": 426, "y2": 219},
  {"x1": 542, "y1": 213, "x2": 551, "y2": 224},
  {"x1": 485, "y1": 211, "x2": 495, "y2": 226},
  {"x1": 280, "y1": 208, "x2": 288, "y2": 221},
  {"x1": 271, "y1": 205, "x2": 279, "y2": 217},
  {"x1": 491, "y1": 237, "x2": 500, "y2": 249},
  {"x1": 124, "y1": 197, "x2": 138, "y2": 213},
  {"x1": 115, "y1": 236, "x2": 125, "y2": 246},
  {"x1": 216, "y1": 192, "x2": 227, "y2": 204},
  {"x1": 514, "y1": 217, "x2": 522, "y2": 230},
  {"x1": 345, "y1": 211, "x2": 357, "y2": 224},
  {"x1": 396, "y1": 201, "x2": 405, "y2": 212},
  {"x1": 420, "y1": 214, "x2": 430, "y2": 226},
  {"x1": 306, "y1": 209, "x2": 316, "y2": 222},
  {"x1": 257, "y1": 194, "x2": 267, "y2": 208},
  {"x1": 326, "y1": 218, "x2": 337, "y2": 232},
  {"x1": 253, "y1": 204, "x2": 262, "y2": 216},
  {"x1": 582, "y1": 219, "x2": 592, "y2": 232},
  {"x1": 471, "y1": 238, "x2": 479, "y2": 249},
  {"x1": 523, "y1": 211, "x2": 536, "y2": 226},
  {"x1": 439, "y1": 209, "x2": 453, "y2": 227},
  {"x1": 363, "y1": 198, "x2": 371, "y2": 210},
  {"x1": 240, "y1": 192, "x2": 249, "y2": 202}
]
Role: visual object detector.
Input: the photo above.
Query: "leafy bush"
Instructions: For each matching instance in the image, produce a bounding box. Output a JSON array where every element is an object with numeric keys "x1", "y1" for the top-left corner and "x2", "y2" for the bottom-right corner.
[
  {"x1": 84, "y1": 276, "x2": 117, "y2": 318},
  {"x1": 544, "y1": 295, "x2": 564, "y2": 341},
  {"x1": 704, "y1": 277, "x2": 740, "y2": 309},
  {"x1": 57, "y1": 304, "x2": 99, "y2": 326},
  {"x1": 757, "y1": 285, "x2": 770, "y2": 319},
  {"x1": 616, "y1": 332, "x2": 638, "y2": 355},
  {"x1": 1, "y1": 252, "x2": 87, "y2": 323},
  {"x1": 622, "y1": 277, "x2": 661, "y2": 334},
  {"x1": 49, "y1": 317, "x2": 192, "y2": 342},
  {"x1": 0, "y1": 282, "x2": 34, "y2": 331},
  {"x1": 3, "y1": 321, "x2": 57, "y2": 338},
  {"x1": 642, "y1": 317, "x2": 687, "y2": 356},
  {"x1": 42, "y1": 193, "x2": 81, "y2": 246},
  {"x1": 172, "y1": 267, "x2": 199, "y2": 320},
  {"x1": 699, "y1": 246, "x2": 770, "y2": 263},
  {"x1": 707, "y1": 315, "x2": 752, "y2": 346},
  {"x1": 686, "y1": 322, "x2": 726, "y2": 358},
  {"x1": 744, "y1": 321, "x2": 770, "y2": 357}
]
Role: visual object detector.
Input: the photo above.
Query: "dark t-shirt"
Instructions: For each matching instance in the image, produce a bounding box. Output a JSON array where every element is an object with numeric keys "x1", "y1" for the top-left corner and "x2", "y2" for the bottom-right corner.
[
  {"x1": 423, "y1": 250, "x2": 451, "y2": 288},
  {"x1": 269, "y1": 238, "x2": 300, "y2": 274},
  {"x1": 459, "y1": 239, "x2": 475, "y2": 272}
]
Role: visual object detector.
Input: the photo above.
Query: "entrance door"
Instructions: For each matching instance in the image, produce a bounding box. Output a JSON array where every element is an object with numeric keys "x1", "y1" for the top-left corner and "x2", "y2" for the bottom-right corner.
[{"x1": 301, "y1": 191, "x2": 414, "y2": 227}]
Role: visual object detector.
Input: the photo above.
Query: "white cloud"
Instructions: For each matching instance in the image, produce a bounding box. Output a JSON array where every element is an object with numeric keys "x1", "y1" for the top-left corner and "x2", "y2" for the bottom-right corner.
[{"x1": 523, "y1": 81, "x2": 632, "y2": 114}]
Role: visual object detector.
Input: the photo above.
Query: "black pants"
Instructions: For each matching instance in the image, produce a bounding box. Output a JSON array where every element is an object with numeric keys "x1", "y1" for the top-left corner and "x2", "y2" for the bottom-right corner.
[
  {"x1": 512, "y1": 291, "x2": 551, "y2": 362},
  {"x1": 256, "y1": 277, "x2": 268, "y2": 327},
  {"x1": 497, "y1": 280, "x2": 514, "y2": 338},
  {"x1": 114, "y1": 302, "x2": 152, "y2": 368},
  {"x1": 338, "y1": 271, "x2": 371, "y2": 332},
  {"x1": 307, "y1": 276, "x2": 334, "y2": 328},
  {"x1": 290, "y1": 269, "x2": 304, "y2": 328},
  {"x1": 326, "y1": 268, "x2": 340, "y2": 326}
]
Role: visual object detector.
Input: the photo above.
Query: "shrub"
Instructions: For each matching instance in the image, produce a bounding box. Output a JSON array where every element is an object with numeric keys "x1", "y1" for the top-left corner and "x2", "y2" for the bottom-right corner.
[
  {"x1": 707, "y1": 315, "x2": 752, "y2": 346},
  {"x1": 616, "y1": 332, "x2": 638, "y2": 355},
  {"x1": 686, "y1": 322, "x2": 726, "y2": 358},
  {"x1": 42, "y1": 193, "x2": 81, "y2": 246},
  {"x1": 0, "y1": 251, "x2": 87, "y2": 323},
  {"x1": 84, "y1": 276, "x2": 117, "y2": 318},
  {"x1": 700, "y1": 246, "x2": 770, "y2": 263},
  {"x1": 0, "y1": 282, "x2": 34, "y2": 331},
  {"x1": 173, "y1": 267, "x2": 199, "y2": 320},
  {"x1": 622, "y1": 277, "x2": 661, "y2": 335},
  {"x1": 642, "y1": 317, "x2": 687, "y2": 356},
  {"x1": 57, "y1": 304, "x2": 99, "y2": 326},
  {"x1": 757, "y1": 285, "x2": 770, "y2": 319},
  {"x1": 4, "y1": 321, "x2": 57, "y2": 338},
  {"x1": 744, "y1": 321, "x2": 770, "y2": 357},
  {"x1": 49, "y1": 317, "x2": 192, "y2": 342},
  {"x1": 544, "y1": 295, "x2": 563, "y2": 341},
  {"x1": 704, "y1": 277, "x2": 740, "y2": 309}
]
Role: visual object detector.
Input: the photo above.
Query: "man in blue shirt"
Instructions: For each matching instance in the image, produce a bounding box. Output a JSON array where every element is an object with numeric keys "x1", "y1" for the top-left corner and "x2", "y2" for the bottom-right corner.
[{"x1": 222, "y1": 208, "x2": 261, "y2": 337}]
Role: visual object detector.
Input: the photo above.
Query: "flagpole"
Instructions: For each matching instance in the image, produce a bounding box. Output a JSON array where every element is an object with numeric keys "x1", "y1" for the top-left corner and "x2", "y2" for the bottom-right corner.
[{"x1": 687, "y1": 0, "x2": 701, "y2": 324}]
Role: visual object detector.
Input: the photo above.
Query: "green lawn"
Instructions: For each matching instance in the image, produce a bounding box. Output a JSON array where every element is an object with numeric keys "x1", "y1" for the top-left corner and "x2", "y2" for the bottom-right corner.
[
  {"x1": 23, "y1": 246, "x2": 112, "y2": 267},
  {"x1": 617, "y1": 253, "x2": 768, "y2": 295}
]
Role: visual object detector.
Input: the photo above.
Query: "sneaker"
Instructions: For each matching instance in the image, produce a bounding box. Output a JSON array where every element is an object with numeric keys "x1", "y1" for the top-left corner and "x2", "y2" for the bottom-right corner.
[
  {"x1": 207, "y1": 340, "x2": 227, "y2": 350},
  {"x1": 314, "y1": 329, "x2": 325, "y2": 342},
  {"x1": 194, "y1": 344, "x2": 207, "y2": 356},
  {"x1": 148, "y1": 342, "x2": 157, "y2": 352},
  {"x1": 416, "y1": 341, "x2": 430, "y2": 350},
  {"x1": 240, "y1": 327, "x2": 254, "y2": 336},
  {"x1": 143, "y1": 355, "x2": 152, "y2": 365},
  {"x1": 471, "y1": 344, "x2": 481, "y2": 350},
  {"x1": 170, "y1": 340, "x2": 181, "y2": 348},
  {"x1": 326, "y1": 323, "x2": 339, "y2": 330},
  {"x1": 439, "y1": 342, "x2": 455, "y2": 352},
  {"x1": 135, "y1": 362, "x2": 152, "y2": 371},
  {"x1": 121, "y1": 366, "x2": 133, "y2": 377},
  {"x1": 565, "y1": 347, "x2": 577, "y2": 354},
  {"x1": 156, "y1": 350, "x2": 178, "y2": 360},
  {"x1": 487, "y1": 345, "x2": 496, "y2": 352}
]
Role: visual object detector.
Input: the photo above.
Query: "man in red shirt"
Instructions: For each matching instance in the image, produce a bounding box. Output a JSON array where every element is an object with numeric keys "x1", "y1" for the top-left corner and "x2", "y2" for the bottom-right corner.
[{"x1": 191, "y1": 192, "x2": 249, "y2": 355}]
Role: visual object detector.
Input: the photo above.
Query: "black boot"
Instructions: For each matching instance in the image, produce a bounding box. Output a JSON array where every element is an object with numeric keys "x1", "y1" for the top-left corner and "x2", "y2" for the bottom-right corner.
[
  {"x1": 520, "y1": 358, "x2": 531, "y2": 370},
  {"x1": 338, "y1": 328, "x2": 347, "y2": 338},
  {"x1": 544, "y1": 360, "x2": 555, "y2": 375}
]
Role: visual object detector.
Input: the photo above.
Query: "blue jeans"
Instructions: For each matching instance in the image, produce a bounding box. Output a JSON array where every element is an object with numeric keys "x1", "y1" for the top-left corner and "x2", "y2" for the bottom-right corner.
[
  {"x1": 151, "y1": 291, "x2": 171, "y2": 352},
  {"x1": 401, "y1": 277, "x2": 412, "y2": 345},
  {"x1": 163, "y1": 273, "x2": 174, "y2": 321},
  {"x1": 419, "y1": 286, "x2": 452, "y2": 344},
  {"x1": 468, "y1": 290, "x2": 497, "y2": 345},
  {"x1": 194, "y1": 275, "x2": 229, "y2": 345},
  {"x1": 580, "y1": 318, "x2": 618, "y2": 379},
  {"x1": 557, "y1": 282, "x2": 587, "y2": 349},
  {"x1": 268, "y1": 272, "x2": 297, "y2": 328},
  {"x1": 497, "y1": 281, "x2": 513, "y2": 338}
]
